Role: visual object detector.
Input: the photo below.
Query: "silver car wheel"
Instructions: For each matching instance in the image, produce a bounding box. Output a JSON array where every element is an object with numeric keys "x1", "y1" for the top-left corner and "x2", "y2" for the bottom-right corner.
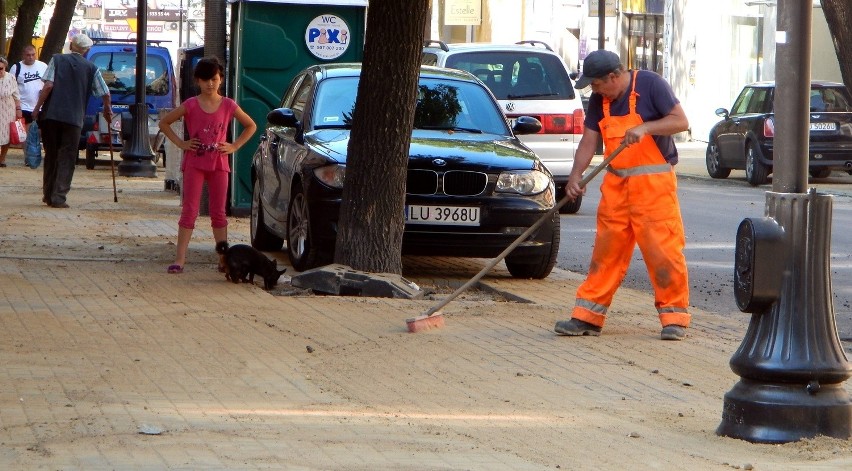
[{"x1": 288, "y1": 192, "x2": 309, "y2": 259}]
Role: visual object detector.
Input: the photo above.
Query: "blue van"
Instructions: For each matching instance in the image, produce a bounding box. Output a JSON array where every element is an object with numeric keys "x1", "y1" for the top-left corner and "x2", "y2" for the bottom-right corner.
[{"x1": 80, "y1": 39, "x2": 177, "y2": 169}]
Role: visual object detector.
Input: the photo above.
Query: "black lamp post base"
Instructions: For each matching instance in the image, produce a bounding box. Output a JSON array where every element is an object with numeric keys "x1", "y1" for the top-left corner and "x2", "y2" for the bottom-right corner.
[
  {"x1": 117, "y1": 159, "x2": 158, "y2": 178},
  {"x1": 717, "y1": 378, "x2": 852, "y2": 443}
]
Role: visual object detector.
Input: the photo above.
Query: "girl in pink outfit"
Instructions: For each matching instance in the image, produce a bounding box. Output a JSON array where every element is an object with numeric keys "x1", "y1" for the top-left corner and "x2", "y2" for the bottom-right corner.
[{"x1": 159, "y1": 56, "x2": 257, "y2": 273}]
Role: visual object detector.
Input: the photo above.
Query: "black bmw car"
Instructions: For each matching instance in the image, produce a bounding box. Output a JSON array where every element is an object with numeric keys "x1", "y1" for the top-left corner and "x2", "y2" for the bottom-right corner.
[
  {"x1": 706, "y1": 81, "x2": 852, "y2": 185},
  {"x1": 250, "y1": 63, "x2": 560, "y2": 279}
]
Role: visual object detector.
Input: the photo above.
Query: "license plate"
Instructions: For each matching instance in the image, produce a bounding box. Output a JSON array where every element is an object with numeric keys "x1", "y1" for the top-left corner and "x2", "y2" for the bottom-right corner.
[
  {"x1": 405, "y1": 205, "x2": 480, "y2": 226},
  {"x1": 810, "y1": 122, "x2": 837, "y2": 131}
]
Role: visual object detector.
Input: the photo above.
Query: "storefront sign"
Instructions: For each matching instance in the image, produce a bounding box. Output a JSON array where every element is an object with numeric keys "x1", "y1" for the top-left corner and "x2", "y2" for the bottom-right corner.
[
  {"x1": 305, "y1": 14, "x2": 352, "y2": 60},
  {"x1": 621, "y1": 0, "x2": 665, "y2": 14},
  {"x1": 103, "y1": 23, "x2": 164, "y2": 33},
  {"x1": 105, "y1": 8, "x2": 182, "y2": 22},
  {"x1": 444, "y1": 0, "x2": 481, "y2": 26}
]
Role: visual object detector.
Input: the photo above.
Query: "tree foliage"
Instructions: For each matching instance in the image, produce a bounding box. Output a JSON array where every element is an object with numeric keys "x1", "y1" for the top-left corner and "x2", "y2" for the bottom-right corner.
[
  {"x1": 413, "y1": 84, "x2": 462, "y2": 128},
  {"x1": 8, "y1": 0, "x2": 45, "y2": 64},
  {"x1": 39, "y1": 0, "x2": 74, "y2": 62},
  {"x1": 334, "y1": 0, "x2": 430, "y2": 274}
]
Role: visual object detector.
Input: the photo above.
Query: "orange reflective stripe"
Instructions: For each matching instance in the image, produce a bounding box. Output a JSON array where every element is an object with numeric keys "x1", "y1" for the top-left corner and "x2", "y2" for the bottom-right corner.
[{"x1": 605, "y1": 163, "x2": 671, "y2": 177}]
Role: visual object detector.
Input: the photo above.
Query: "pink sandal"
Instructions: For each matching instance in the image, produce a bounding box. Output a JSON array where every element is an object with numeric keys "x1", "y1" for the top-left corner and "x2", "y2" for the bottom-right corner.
[{"x1": 167, "y1": 264, "x2": 184, "y2": 274}]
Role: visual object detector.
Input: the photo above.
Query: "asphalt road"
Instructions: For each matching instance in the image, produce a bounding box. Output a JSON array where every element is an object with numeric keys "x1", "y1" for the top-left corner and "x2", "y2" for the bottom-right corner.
[{"x1": 557, "y1": 140, "x2": 852, "y2": 341}]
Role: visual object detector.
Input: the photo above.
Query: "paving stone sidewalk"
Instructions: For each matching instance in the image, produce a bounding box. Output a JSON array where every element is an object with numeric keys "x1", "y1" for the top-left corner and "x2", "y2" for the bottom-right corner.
[{"x1": 1, "y1": 149, "x2": 850, "y2": 470}]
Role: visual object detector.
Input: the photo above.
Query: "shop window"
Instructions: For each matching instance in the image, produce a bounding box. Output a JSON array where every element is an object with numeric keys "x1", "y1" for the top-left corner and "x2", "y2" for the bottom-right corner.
[{"x1": 625, "y1": 13, "x2": 663, "y2": 75}]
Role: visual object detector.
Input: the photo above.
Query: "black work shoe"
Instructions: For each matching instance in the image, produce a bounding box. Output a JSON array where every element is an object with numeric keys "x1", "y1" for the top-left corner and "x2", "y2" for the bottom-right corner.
[
  {"x1": 554, "y1": 318, "x2": 602, "y2": 336},
  {"x1": 661, "y1": 325, "x2": 686, "y2": 341}
]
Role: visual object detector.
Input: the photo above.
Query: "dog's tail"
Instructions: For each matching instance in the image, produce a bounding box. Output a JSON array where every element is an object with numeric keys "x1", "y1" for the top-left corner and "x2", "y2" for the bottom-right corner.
[{"x1": 215, "y1": 241, "x2": 229, "y2": 255}]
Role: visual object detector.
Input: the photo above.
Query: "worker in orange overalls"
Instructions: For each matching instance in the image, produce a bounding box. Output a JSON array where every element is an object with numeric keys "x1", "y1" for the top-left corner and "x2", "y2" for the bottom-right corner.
[{"x1": 554, "y1": 49, "x2": 691, "y2": 341}]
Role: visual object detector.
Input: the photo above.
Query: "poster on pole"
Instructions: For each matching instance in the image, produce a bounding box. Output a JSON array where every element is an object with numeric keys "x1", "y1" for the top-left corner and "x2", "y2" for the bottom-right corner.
[
  {"x1": 588, "y1": 0, "x2": 617, "y2": 17},
  {"x1": 663, "y1": 0, "x2": 673, "y2": 82}
]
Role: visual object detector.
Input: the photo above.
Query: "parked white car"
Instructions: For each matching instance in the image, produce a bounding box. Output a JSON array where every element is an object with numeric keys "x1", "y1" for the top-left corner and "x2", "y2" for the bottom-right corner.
[{"x1": 423, "y1": 40, "x2": 586, "y2": 213}]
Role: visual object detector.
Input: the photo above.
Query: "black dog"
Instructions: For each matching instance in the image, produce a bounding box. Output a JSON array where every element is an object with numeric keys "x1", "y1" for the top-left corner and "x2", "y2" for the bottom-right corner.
[{"x1": 216, "y1": 242, "x2": 286, "y2": 290}]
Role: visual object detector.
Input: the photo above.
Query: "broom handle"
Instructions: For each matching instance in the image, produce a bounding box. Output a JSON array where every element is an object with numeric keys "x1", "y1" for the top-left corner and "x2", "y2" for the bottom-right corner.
[{"x1": 421, "y1": 142, "x2": 628, "y2": 317}]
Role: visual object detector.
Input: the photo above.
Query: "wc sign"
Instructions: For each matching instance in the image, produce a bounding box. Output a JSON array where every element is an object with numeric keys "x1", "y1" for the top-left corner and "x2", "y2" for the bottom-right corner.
[{"x1": 305, "y1": 14, "x2": 351, "y2": 60}]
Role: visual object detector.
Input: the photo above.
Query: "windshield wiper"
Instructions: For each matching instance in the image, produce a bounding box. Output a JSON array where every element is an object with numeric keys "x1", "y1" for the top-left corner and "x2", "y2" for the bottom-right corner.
[
  {"x1": 507, "y1": 92, "x2": 558, "y2": 99},
  {"x1": 314, "y1": 123, "x2": 352, "y2": 130},
  {"x1": 417, "y1": 125, "x2": 483, "y2": 134}
]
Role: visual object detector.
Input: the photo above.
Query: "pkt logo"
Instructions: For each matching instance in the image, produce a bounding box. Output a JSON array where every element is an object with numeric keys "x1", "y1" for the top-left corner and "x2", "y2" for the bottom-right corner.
[{"x1": 307, "y1": 16, "x2": 348, "y2": 45}]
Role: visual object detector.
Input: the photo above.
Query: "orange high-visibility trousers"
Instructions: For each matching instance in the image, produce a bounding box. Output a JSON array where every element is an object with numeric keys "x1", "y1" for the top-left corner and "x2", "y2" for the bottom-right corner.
[{"x1": 571, "y1": 71, "x2": 690, "y2": 329}]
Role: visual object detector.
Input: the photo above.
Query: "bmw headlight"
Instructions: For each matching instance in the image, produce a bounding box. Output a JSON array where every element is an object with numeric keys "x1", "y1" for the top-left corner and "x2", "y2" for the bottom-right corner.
[
  {"x1": 496, "y1": 170, "x2": 551, "y2": 195},
  {"x1": 313, "y1": 164, "x2": 346, "y2": 189}
]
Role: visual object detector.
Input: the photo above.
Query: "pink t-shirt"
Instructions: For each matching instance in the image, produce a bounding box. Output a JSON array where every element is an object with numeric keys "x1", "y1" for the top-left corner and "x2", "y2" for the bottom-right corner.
[{"x1": 182, "y1": 96, "x2": 238, "y2": 172}]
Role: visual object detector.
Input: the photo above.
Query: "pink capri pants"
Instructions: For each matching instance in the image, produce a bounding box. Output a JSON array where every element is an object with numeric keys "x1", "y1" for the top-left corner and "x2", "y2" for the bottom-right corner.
[{"x1": 179, "y1": 166, "x2": 229, "y2": 229}]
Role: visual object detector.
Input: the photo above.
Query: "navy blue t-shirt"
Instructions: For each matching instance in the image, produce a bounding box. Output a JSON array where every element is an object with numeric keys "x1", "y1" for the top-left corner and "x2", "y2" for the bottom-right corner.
[{"x1": 585, "y1": 70, "x2": 680, "y2": 164}]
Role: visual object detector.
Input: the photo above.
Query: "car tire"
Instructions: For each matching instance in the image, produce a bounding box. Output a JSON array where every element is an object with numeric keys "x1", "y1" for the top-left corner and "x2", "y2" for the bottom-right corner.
[
  {"x1": 559, "y1": 194, "x2": 582, "y2": 214},
  {"x1": 745, "y1": 141, "x2": 770, "y2": 186},
  {"x1": 251, "y1": 181, "x2": 284, "y2": 251},
  {"x1": 705, "y1": 138, "x2": 731, "y2": 179},
  {"x1": 286, "y1": 183, "x2": 321, "y2": 272},
  {"x1": 809, "y1": 168, "x2": 831, "y2": 178},
  {"x1": 85, "y1": 143, "x2": 98, "y2": 170},
  {"x1": 505, "y1": 211, "x2": 560, "y2": 279}
]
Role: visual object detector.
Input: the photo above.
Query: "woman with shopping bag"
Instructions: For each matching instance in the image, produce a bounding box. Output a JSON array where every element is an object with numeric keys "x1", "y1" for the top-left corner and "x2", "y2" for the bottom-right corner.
[{"x1": 0, "y1": 56, "x2": 23, "y2": 167}]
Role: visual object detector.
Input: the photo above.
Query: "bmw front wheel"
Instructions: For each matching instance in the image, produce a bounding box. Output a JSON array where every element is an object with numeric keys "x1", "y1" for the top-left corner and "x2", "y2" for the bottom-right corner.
[
  {"x1": 505, "y1": 211, "x2": 560, "y2": 279},
  {"x1": 286, "y1": 184, "x2": 321, "y2": 272}
]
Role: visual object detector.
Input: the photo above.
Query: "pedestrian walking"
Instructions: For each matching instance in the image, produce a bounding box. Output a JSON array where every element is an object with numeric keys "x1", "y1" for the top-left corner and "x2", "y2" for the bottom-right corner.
[
  {"x1": 0, "y1": 56, "x2": 22, "y2": 167},
  {"x1": 32, "y1": 34, "x2": 112, "y2": 208},
  {"x1": 14, "y1": 45, "x2": 48, "y2": 168},
  {"x1": 554, "y1": 49, "x2": 691, "y2": 341},
  {"x1": 158, "y1": 56, "x2": 257, "y2": 275}
]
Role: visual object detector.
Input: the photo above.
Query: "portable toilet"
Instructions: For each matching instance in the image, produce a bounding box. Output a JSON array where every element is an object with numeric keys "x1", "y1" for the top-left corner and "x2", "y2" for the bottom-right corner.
[{"x1": 227, "y1": 0, "x2": 368, "y2": 215}]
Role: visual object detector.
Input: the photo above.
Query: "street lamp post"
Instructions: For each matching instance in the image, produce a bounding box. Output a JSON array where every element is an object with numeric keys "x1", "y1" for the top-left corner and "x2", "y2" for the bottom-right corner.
[
  {"x1": 716, "y1": 0, "x2": 852, "y2": 443},
  {"x1": 118, "y1": 0, "x2": 157, "y2": 177}
]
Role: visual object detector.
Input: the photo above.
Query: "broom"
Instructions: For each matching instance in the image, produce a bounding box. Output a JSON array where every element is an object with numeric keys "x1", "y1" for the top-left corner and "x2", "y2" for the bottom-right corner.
[{"x1": 406, "y1": 142, "x2": 628, "y2": 333}]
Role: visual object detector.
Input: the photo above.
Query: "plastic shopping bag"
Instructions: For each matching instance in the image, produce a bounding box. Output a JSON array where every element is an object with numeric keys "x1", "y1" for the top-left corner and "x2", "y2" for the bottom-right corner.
[
  {"x1": 9, "y1": 118, "x2": 26, "y2": 145},
  {"x1": 24, "y1": 120, "x2": 42, "y2": 169}
]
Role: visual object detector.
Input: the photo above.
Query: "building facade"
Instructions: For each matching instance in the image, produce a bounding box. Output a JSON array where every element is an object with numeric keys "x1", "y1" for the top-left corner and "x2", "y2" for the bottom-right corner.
[{"x1": 429, "y1": 0, "x2": 841, "y2": 141}]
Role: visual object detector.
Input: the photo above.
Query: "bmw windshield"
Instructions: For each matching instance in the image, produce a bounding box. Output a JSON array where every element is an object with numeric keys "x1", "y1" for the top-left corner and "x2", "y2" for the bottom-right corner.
[{"x1": 311, "y1": 77, "x2": 511, "y2": 135}]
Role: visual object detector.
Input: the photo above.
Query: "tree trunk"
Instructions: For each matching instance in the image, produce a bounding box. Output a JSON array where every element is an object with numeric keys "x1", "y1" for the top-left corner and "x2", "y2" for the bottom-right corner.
[
  {"x1": 1, "y1": 0, "x2": 5, "y2": 55},
  {"x1": 204, "y1": 0, "x2": 227, "y2": 64},
  {"x1": 334, "y1": 0, "x2": 430, "y2": 274},
  {"x1": 822, "y1": 0, "x2": 852, "y2": 91},
  {"x1": 40, "y1": 0, "x2": 77, "y2": 62},
  {"x1": 9, "y1": 0, "x2": 47, "y2": 64}
]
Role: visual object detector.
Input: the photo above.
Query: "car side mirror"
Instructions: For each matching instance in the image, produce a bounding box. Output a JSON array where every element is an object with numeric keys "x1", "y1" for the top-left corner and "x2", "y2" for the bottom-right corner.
[
  {"x1": 715, "y1": 108, "x2": 730, "y2": 120},
  {"x1": 512, "y1": 116, "x2": 543, "y2": 135},
  {"x1": 569, "y1": 71, "x2": 579, "y2": 81},
  {"x1": 267, "y1": 108, "x2": 299, "y2": 128}
]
